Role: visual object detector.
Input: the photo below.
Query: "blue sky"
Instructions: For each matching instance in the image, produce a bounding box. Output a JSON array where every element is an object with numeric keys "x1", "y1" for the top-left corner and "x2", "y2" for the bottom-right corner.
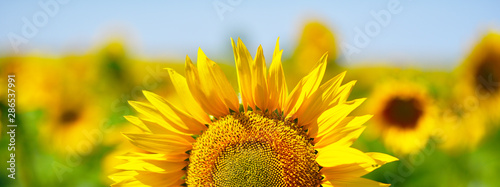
[{"x1": 1, "y1": 0, "x2": 499, "y2": 67}]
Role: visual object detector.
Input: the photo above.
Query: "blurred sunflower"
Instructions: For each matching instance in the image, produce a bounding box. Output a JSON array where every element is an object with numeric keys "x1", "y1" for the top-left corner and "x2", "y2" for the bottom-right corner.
[
  {"x1": 39, "y1": 59, "x2": 105, "y2": 153},
  {"x1": 95, "y1": 39, "x2": 139, "y2": 95},
  {"x1": 439, "y1": 107, "x2": 487, "y2": 153},
  {"x1": 110, "y1": 38, "x2": 397, "y2": 186},
  {"x1": 285, "y1": 21, "x2": 339, "y2": 86},
  {"x1": 40, "y1": 88, "x2": 104, "y2": 153},
  {"x1": 1, "y1": 56, "x2": 62, "y2": 112},
  {"x1": 368, "y1": 81, "x2": 437, "y2": 155},
  {"x1": 456, "y1": 31, "x2": 500, "y2": 120}
]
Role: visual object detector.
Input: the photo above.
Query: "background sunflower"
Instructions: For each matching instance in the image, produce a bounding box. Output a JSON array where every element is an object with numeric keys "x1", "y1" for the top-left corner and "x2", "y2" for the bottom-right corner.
[{"x1": 365, "y1": 80, "x2": 438, "y2": 155}]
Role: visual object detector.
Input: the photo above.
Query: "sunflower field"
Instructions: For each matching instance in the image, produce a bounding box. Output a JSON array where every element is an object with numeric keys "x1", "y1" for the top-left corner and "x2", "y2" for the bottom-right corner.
[{"x1": 1, "y1": 1, "x2": 500, "y2": 187}]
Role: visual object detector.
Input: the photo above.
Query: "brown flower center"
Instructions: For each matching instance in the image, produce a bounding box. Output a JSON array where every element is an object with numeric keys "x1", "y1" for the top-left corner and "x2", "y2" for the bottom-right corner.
[
  {"x1": 59, "y1": 109, "x2": 80, "y2": 124},
  {"x1": 186, "y1": 111, "x2": 322, "y2": 186},
  {"x1": 382, "y1": 97, "x2": 424, "y2": 129},
  {"x1": 475, "y1": 53, "x2": 500, "y2": 94}
]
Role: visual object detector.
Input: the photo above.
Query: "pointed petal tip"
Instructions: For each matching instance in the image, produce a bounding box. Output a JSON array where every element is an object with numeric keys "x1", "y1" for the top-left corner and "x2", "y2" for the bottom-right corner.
[
  {"x1": 367, "y1": 152, "x2": 400, "y2": 164},
  {"x1": 357, "y1": 97, "x2": 367, "y2": 103},
  {"x1": 127, "y1": 100, "x2": 137, "y2": 106},
  {"x1": 340, "y1": 70, "x2": 347, "y2": 76},
  {"x1": 142, "y1": 90, "x2": 152, "y2": 95},
  {"x1": 313, "y1": 52, "x2": 329, "y2": 68},
  {"x1": 237, "y1": 37, "x2": 244, "y2": 44},
  {"x1": 364, "y1": 114, "x2": 374, "y2": 120},
  {"x1": 322, "y1": 53, "x2": 329, "y2": 62},
  {"x1": 164, "y1": 68, "x2": 177, "y2": 75},
  {"x1": 197, "y1": 47, "x2": 206, "y2": 57},
  {"x1": 185, "y1": 55, "x2": 193, "y2": 66},
  {"x1": 121, "y1": 132, "x2": 133, "y2": 141}
]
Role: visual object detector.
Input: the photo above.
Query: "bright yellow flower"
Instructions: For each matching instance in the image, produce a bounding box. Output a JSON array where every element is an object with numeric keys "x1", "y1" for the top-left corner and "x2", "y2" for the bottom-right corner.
[
  {"x1": 368, "y1": 81, "x2": 437, "y2": 155},
  {"x1": 110, "y1": 38, "x2": 397, "y2": 186},
  {"x1": 456, "y1": 31, "x2": 500, "y2": 121}
]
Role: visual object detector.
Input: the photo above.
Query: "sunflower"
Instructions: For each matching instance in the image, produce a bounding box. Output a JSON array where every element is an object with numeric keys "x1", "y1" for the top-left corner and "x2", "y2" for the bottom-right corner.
[
  {"x1": 40, "y1": 88, "x2": 104, "y2": 153},
  {"x1": 291, "y1": 21, "x2": 338, "y2": 70},
  {"x1": 367, "y1": 81, "x2": 437, "y2": 155},
  {"x1": 455, "y1": 31, "x2": 500, "y2": 121},
  {"x1": 439, "y1": 106, "x2": 487, "y2": 153},
  {"x1": 38, "y1": 57, "x2": 105, "y2": 153},
  {"x1": 110, "y1": 38, "x2": 397, "y2": 186},
  {"x1": 1, "y1": 56, "x2": 62, "y2": 112},
  {"x1": 286, "y1": 21, "x2": 339, "y2": 86},
  {"x1": 94, "y1": 39, "x2": 138, "y2": 94}
]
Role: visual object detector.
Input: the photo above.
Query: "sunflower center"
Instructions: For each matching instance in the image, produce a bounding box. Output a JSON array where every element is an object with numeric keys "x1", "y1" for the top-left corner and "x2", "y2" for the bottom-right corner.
[
  {"x1": 382, "y1": 97, "x2": 423, "y2": 129},
  {"x1": 59, "y1": 109, "x2": 80, "y2": 124},
  {"x1": 475, "y1": 54, "x2": 500, "y2": 94},
  {"x1": 186, "y1": 111, "x2": 322, "y2": 186},
  {"x1": 213, "y1": 142, "x2": 283, "y2": 186}
]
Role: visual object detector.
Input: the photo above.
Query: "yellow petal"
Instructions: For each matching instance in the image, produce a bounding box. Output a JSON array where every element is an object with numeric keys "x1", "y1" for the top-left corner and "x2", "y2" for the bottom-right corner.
[
  {"x1": 327, "y1": 177, "x2": 391, "y2": 187},
  {"x1": 143, "y1": 90, "x2": 206, "y2": 134},
  {"x1": 252, "y1": 45, "x2": 269, "y2": 110},
  {"x1": 124, "y1": 115, "x2": 150, "y2": 133},
  {"x1": 319, "y1": 71, "x2": 346, "y2": 106},
  {"x1": 115, "y1": 159, "x2": 187, "y2": 174},
  {"x1": 196, "y1": 48, "x2": 239, "y2": 112},
  {"x1": 294, "y1": 72, "x2": 346, "y2": 126},
  {"x1": 140, "y1": 118, "x2": 177, "y2": 135},
  {"x1": 110, "y1": 169, "x2": 185, "y2": 187},
  {"x1": 128, "y1": 101, "x2": 165, "y2": 125},
  {"x1": 185, "y1": 55, "x2": 228, "y2": 117},
  {"x1": 285, "y1": 53, "x2": 328, "y2": 118},
  {"x1": 144, "y1": 159, "x2": 188, "y2": 173},
  {"x1": 316, "y1": 146, "x2": 375, "y2": 168},
  {"x1": 134, "y1": 170, "x2": 185, "y2": 187},
  {"x1": 267, "y1": 38, "x2": 287, "y2": 112},
  {"x1": 314, "y1": 125, "x2": 366, "y2": 149},
  {"x1": 109, "y1": 171, "x2": 138, "y2": 183},
  {"x1": 322, "y1": 180, "x2": 334, "y2": 187},
  {"x1": 232, "y1": 37, "x2": 255, "y2": 111},
  {"x1": 111, "y1": 178, "x2": 143, "y2": 187},
  {"x1": 329, "y1": 80, "x2": 357, "y2": 107},
  {"x1": 365, "y1": 152, "x2": 399, "y2": 165},
  {"x1": 116, "y1": 152, "x2": 168, "y2": 160},
  {"x1": 117, "y1": 152, "x2": 188, "y2": 163},
  {"x1": 129, "y1": 101, "x2": 194, "y2": 135},
  {"x1": 310, "y1": 99, "x2": 366, "y2": 138},
  {"x1": 123, "y1": 133, "x2": 193, "y2": 155},
  {"x1": 318, "y1": 146, "x2": 390, "y2": 180},
  {"x1": 166, "y1": 68, "x2": 211, "y2": 125},
  {"x1": 314, "y1": 115, "x2": 372, "y2": 148}
]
